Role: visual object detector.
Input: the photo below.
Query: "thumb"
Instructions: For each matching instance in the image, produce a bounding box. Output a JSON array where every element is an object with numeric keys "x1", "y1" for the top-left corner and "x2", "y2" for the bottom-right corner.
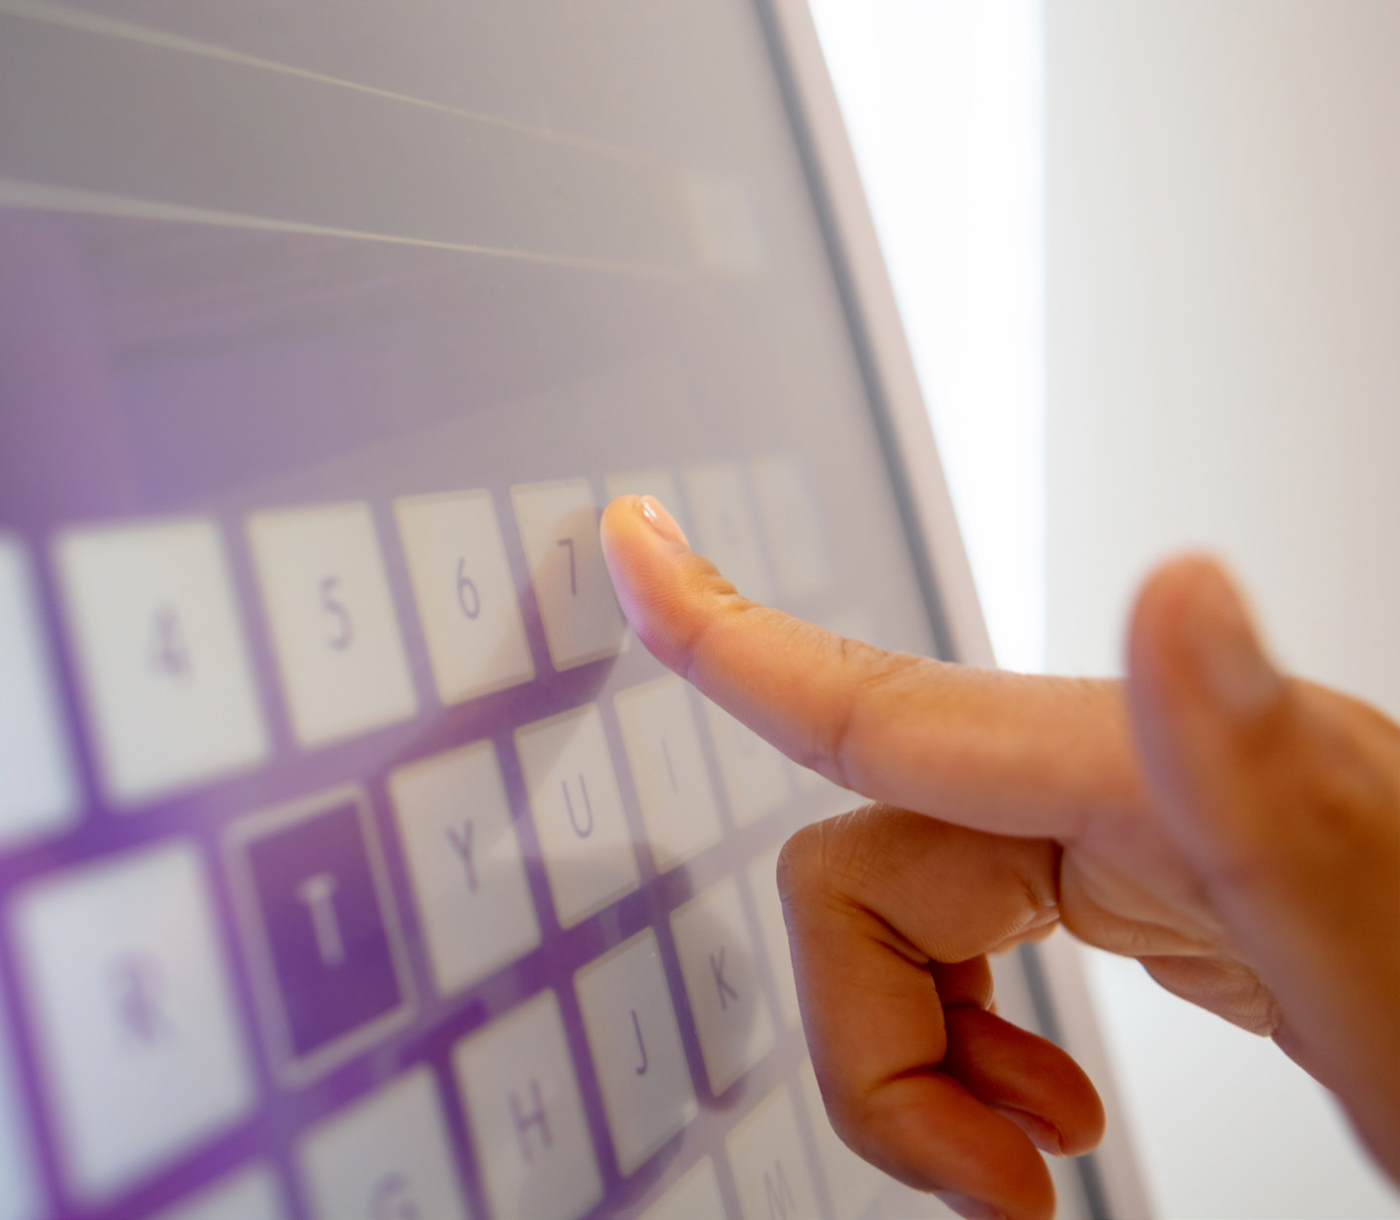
[
  {"x1": 1125, "y1": 556, "x2": 1400, "y2": 1177},
  {"x1": 1124, "y1": 556, "x2": 1289, "y2": 899}
]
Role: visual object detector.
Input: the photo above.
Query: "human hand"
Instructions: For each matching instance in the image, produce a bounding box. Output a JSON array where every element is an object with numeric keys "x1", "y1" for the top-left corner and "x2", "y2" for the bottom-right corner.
[{"x1": 600, "y1": 494, "x2": 1400, "y2": 1220}]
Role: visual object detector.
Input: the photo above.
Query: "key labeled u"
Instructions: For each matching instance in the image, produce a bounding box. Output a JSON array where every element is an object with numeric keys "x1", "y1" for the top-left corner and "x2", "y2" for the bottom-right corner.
[{"x1": 562, "y1": 773, "x2": 594, "y2": 838}]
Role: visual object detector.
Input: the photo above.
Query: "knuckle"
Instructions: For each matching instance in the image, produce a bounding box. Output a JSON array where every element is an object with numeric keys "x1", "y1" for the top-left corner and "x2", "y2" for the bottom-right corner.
[
  {"x1": 777, "y1": 811, "x2": 879, "y2": 915},
  {"x1": 814, "y1": 642, "x2": 936, "y2": 790},
  {"x1": 779, "y1": 805, "x2": 931, "y2": 924}
]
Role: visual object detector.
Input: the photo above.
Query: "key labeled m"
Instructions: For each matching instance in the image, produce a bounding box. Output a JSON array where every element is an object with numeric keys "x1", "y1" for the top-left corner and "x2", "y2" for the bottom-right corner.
[{"x1": 764, "y1": 1160, "x2": 796, "y2": 1220}]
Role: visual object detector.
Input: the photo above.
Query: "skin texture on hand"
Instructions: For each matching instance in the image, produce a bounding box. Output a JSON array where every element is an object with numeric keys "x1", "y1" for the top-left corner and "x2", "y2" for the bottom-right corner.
[{"x1": 600, "y1": 494, "x2": 1400, "y2": 1220}]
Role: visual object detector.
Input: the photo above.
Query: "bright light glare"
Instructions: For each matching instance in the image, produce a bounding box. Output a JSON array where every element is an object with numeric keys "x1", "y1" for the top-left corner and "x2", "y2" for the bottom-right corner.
[{"x1": 809, "y1": 0, "x2": 1045, "y2": 672}]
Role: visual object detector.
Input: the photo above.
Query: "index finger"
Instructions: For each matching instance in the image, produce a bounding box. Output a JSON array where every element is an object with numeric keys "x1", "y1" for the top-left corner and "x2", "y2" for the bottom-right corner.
[{"x1": 600, "y1": 494, "x2": 1142, "y2": 840}]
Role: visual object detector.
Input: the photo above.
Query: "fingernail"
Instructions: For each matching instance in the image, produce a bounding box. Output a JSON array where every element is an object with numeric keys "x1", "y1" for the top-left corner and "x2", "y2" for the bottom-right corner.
[
  {"x1": 994, "y1": 1106, "x2": 1064, "y2": 1156},
  {"x1": 1183, "y1": 563, "x2": 1282, "y2": 717},
  {"x1": 638, "y1": 495, "x2": 689, "y2": 548},
  {"x1": 938, "y1": 1194, "x2": 1008, "y2": 1220}
]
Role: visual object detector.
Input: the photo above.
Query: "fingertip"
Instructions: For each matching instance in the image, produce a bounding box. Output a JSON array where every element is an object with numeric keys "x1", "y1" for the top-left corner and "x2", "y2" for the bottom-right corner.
[
  {"x1": 941, "y1": 1006, "x2": 1106, "y2": 1159},
  {"x1": 1127, "y1": 554, "x2": 1223, "y2": 689},
  {"x1": 601, "y1": 492, "x2": 689, "y2": 552},
  {"x1": 601, "y1": 493, "x2": 754, "y2": 683},
  {"x1": 600, "y1": 494, "x2": 676, "y2": 576},
  {"x1": 991, "y1": 1107, "x2": 1063, "y2": 1157},
  {"x1": 936, "y1": 1192, "x2": 1015, "y2": 1220},
  {"x1": 1126, "y1": 554, "x2": 1300, "y2": 888},
  {"x1": 600, "y1": 493, "x2": 691, "y2": 647},
  {"x1": 598, "y1": 492, "x2": 640, "y2": 546},
  {"x1": 1128, "y1": 553, "x2": 1283, "y2": 724},
  {"x1": 841, "y1": 1076, "x2": 1058, "y2": 1220},
  {"x1": 638, "y1": 494, "x2": 689, "y2": 546}
]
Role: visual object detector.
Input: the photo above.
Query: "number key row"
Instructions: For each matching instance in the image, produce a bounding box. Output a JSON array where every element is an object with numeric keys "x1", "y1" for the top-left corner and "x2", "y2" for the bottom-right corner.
[{"x1": 6, "y1": 478, "x2": 628, "y2": 814}]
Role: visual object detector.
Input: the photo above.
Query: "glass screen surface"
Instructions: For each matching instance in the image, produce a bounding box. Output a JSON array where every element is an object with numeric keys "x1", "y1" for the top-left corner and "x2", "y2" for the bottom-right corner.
[{"x1": 0, "y1": 3, "x2": 948, "y2": 1217}]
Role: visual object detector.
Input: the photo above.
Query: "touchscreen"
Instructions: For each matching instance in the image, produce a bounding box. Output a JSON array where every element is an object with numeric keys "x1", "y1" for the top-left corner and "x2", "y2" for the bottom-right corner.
[{"x1": 0, "y1": 2, "x2": 954, "y2": 1217}]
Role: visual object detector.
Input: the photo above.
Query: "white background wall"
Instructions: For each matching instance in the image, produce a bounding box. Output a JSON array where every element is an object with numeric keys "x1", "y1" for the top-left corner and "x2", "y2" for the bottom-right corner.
[
  {"x1": 1042, "y1": 0, "x2": 1400, "y2": 721},
  {"x1": 809, "y1": 2, "x2": 1400, "y2": 1216}
]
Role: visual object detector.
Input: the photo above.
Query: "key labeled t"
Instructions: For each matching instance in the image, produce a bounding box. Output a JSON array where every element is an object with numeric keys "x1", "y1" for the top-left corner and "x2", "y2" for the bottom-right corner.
[{"x1": 296, "y1": 872, "x2": 346, "y2": 967}]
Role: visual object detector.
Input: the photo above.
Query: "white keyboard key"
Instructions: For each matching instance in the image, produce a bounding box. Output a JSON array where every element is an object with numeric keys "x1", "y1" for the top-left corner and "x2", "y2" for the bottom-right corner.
[
  {"x1": 613, "y1": 676, "x2": 723, "y2": 873},
  {"x1": 53, "y1": 518, "x2": 268, "y2": 806},
  {"x1": 247, "y1": 503, "x2": 417, "y2": 748},
  {"x1": 602, "y1": 469, "x2": 689, "y2": 536},
  {"x1": 299, "y1": 1068, "x2": 467, "y2": 1220},
  {"x1": 0, "y1": 991, "x2": 41, "y2": 1220},
  {"x1": 682, "y1": 462, "x2": 773, "y2": 604},
  {"x1": 668, "y1": 877, "x2": 774, "y2": 1096},
  {"x1": 725, "y1": 1084, "x2": 821, "y2": 1220},
  {"x1": 225, "y1": 788, "x2": 415, "y2": 1086},
  {"x1": 750, "y1": 456, "x2": 832, "y2": 600},
  {"x1": 514, "y1": 705, "x2": 640, "y2": 929},
  {"x1": 702, "y1": 699, "x2": 791, "y2": 827},
  {"x1": 574, "y1": 929, "x2": 697, "y2": 1176},
  {"x1": 0, "y1": 535, "x2": 78, "y2": 847},
  {"x1": 511, "y1": 479, "x2": 627, "y2": 671},
  {"x1": 154, "y1": 1164, "x2": 287, "y2": 1220},
  {"x1": 394, "y1": 490, "x2": 534, "y2": 705},
  {"x1": 12, "y1": 841, "x2": 255, "y2": 1201},
  {"x1": 797, "y1": 1059, "x2": 886, "y2": 1218},
  {"x1": 640, "y1": 1156, "x2": 725, "y2": 1220},
  {"x1": 389, "y1": 741, "x2": 541, "y2": 997},
  {"x1": 746, "y1": 847, "x2": 801, "y2": 1030},
  {"x1": 454, "y1": 990, "x2": 602, "y2": 1220}
]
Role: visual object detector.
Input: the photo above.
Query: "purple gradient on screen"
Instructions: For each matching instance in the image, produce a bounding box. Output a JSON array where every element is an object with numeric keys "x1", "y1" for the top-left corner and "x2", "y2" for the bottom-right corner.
[{"x1": 0, "y1": 3, "x2": 943, "y2": 1216}]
